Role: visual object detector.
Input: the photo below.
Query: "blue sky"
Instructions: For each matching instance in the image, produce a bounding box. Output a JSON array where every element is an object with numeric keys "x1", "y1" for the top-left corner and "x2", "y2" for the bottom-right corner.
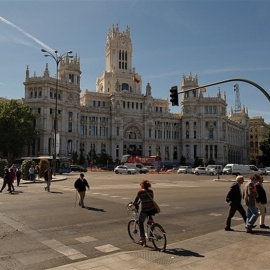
[{"x1": 1, "y1": 0, "x2": 270, "y2": 122}]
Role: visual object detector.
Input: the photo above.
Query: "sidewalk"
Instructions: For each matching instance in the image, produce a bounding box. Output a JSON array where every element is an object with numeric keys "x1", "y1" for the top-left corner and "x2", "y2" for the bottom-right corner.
[
  {"x1": 20, "y1": 174, "x2": 67, "y2": 184},
  {"x1": 47, "y1": 222, "x2": 270, "y2": 270}
]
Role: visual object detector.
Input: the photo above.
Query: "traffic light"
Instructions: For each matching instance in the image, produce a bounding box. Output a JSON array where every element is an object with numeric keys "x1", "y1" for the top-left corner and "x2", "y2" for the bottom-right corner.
[
  {"x1": 200, "y1": 87, "x2": 206, "y2": 93},
  {"x1": 170, "y1": 86, "x2": 179, "y2": 106}
]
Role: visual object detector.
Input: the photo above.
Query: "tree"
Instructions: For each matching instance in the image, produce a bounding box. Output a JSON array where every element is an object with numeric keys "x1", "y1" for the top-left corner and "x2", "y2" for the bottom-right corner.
[
  {"x1": 180, "y1": 155, "x2": 186, "y2": 166},
  {"x1": 96, "y1": 152, "x2": 113, "y2": 166},
  {"x1": 39, "y1": 158, "x2": 50, "y2": 178},
  {"x1": 0, "y1": 100, "x2": 37, "y2": 163},
  {"x1": 21, "y1": 159, "x2": 35, "y2": 180},
  {"x1": 72, "y1": 151, "x2": 78, "y2": 164},
  {"x1": 259, "y1": 131, "x2": 270, "y2": 166}
]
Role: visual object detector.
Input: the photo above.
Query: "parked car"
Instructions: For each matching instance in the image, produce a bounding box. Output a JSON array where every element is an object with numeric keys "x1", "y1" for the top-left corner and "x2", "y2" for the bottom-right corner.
[
  {"x1": 177, "y1": 166, "x2": 193, "y2": 174},
  {"x1": 70, "y1": 165, "x2": 87, "y2": 172},
  {"x1": 167, "y1": 167, "x2": 179, "y2": 172},
  {"x1": 258, "y1": 168, "x2": 268, "y2": 175},
  {"x1": 223, "y1": 164, "x2": 232, "y2": 175},
  {"x1": 124, "y1": 163, "x2": 149, "y2": 174},
  {"x1": 138, "y1": 167, "x2": 149, "y2": 174},
  {"x1": 265, "y1": 167, "x2": 270, "y2": 175},
  {"x1": 145, "y1": 166, "x2": 157, "y2": 172},
  {"x1": 194, "y1": 167, "x2": 217, "y2": 176},
  {"x1": 206, "y1": 165, "x2": 223, "y2": 175},
  {"x1": 114, "y1": 165, "x2": 136, "y2": 174}
]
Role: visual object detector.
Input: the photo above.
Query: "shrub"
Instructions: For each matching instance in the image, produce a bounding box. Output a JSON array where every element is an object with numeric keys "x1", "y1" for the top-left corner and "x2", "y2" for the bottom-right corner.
[
  {"x1": 39, "y1": 159, "x2": 50, "y2": 178},
  {"x1": 21, "y1": 159, "x2": 35, "y2": 180}
]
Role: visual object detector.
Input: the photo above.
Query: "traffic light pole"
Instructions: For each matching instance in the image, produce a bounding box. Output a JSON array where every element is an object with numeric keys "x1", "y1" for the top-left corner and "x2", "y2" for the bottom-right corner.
[{"x1": 178, "y1": 78, "x2": 270, "y2": 102}]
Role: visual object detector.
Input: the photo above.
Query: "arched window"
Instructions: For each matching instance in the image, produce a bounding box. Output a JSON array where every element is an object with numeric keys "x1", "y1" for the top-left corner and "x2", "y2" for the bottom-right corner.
[{"x1": 122, "y1": 83, "x2": 129, "y2": 91}]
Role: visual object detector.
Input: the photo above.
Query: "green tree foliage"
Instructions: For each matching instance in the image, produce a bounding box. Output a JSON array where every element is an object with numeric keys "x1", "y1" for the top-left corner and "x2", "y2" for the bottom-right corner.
[
  {"x1": 96, "y1": 152, "x2": 113, "y2": 166},
  {"x1": 194, "y1": 157, "x2": 203, "y2": 167},
  {"x1": 259, "y1": 131, "x2": 270, "y2": 166},
  {"x1": 21, "y1": 159, "x2": 35, "y2": 180},
  {"x1": 180, "y1": 155, "x2": 186, "y2": 166},
  {"x1": 72, "y1": 151, "x2": 78, "y2": 164},
  {"x1": 79, "y1": 148, "x2": 85, "y2": 165},
  {"x1": 0, "y1": 100, "x2": 37, "y2": 163},
  {"x1": 0, "y1": 160, "x2": 8, "y2": 178}
]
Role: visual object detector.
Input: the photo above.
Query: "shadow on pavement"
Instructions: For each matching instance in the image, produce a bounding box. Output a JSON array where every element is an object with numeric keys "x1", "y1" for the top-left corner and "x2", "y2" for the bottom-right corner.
[
  {"x1": 164, "y1": 248, "x2": 204, "y2": 258},
  {"x1": 85, "y1": 206, "x2": 106, "y2": 212},
  {"x1": 253, "y1": 230, "x2": 270, "y2": 236}
]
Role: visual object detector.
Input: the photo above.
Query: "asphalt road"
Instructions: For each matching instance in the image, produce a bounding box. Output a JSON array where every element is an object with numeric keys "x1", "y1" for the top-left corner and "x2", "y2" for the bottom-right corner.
[{"x1": 1, "y1": 172, "x2": 269, "y2": 269}]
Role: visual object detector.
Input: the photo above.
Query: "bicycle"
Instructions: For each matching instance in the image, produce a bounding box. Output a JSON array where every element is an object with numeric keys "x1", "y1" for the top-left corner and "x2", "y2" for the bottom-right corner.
[{"x1": 127, "y1": 202, "x2": 167, "y2": 251}]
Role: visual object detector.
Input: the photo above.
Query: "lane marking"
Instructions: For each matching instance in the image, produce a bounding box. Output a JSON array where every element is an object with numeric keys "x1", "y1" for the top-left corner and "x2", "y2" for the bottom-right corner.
[
  {"x1": 75, "y1": 236, "x2": 97, "y2": 243},
  {"x1": 42, "y1": 239, "x2": 86, "y2": 260},
  {"x1": 0, "y1": 213, "x2": 86, "y2": 260},
  {"x1": 208, "y1": 213, "x2": 222, "y2": 217},
  {"x1": 232, "y1": 217, "x2": 242, "y2": 221},
  {"x1": 95, "y1": 244, "x2": 120, "y2": 253}
]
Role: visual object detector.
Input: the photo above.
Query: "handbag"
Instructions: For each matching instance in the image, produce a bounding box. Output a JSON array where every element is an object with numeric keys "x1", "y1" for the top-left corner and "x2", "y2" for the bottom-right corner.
[{"x1": 146, "y1": 190, "x2": 161, "y2": 214}]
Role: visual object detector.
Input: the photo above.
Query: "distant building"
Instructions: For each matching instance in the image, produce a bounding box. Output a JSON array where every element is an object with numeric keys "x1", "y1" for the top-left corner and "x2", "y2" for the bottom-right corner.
[
  {"x1": 19, "y1": 25, "x2": 250, "y2": 166},
  {"x1": 249, "y1": 116, "x2": 270, "y2": 160}
]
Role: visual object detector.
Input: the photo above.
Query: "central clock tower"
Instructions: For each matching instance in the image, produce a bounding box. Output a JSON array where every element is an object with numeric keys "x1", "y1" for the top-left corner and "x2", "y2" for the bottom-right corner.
[
  {"x1": 105, "y1": 24, "x2": 132, "y2": 73},
  {"x1": 96, "y1": 24, "x2": 142, "y2": 95}
]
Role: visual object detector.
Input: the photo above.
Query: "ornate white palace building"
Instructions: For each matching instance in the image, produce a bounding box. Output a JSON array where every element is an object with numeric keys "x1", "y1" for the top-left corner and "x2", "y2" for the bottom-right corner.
[{"x1": 22, "y1": 25, "x2": 249, "y2": 166}]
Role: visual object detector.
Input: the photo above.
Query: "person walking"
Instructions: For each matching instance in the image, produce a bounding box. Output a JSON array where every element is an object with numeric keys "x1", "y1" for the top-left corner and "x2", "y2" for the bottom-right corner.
[
  {"x1": 225, "y1": 175, "x2": 247, "y2": 231},
  {"x1": 243, "y1": 173, "x2": 260, "y2": 233},
  {"x1": 34, "y1": 165, "x2": 40, "y2": 182},
  {"x1": 255, "y1": 176, "x2": 269, "y2": 229},
  {"x1": 0, "y1": 167, "x2": 12, "y2": 193},
  {"x1": 74, "y1": 173, "x2": 89, "y2": 208},
  {"x1": 29, "y1": 165, "x2": 35, "y2": 181},
  {"x1": 131, "y1": 179, "x2": 157, "y2": 246},
  {"x1": 9, "y1": 167, "x2": 15, "y2": 192},
  {"x1": 44, "y1": 166, "x2": 52, "y2": 192},
  {"x1": 16, "y1": 168, "x2": 22, "y2": 186}
]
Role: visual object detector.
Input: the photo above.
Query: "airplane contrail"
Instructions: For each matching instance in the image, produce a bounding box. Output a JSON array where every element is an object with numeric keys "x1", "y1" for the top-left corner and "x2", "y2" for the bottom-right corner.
[{"x1": 0, "y1": 16, "x2": 54, "y2": 52}]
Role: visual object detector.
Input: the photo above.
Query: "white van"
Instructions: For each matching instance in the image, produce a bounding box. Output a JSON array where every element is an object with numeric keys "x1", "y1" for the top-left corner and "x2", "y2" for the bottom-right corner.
[
  {"x1": 223, "y1": 164, "x2": 251, "y2": 175},
  {"x1": 206, "y1": 165, "x2": 223, "y2": 174}
]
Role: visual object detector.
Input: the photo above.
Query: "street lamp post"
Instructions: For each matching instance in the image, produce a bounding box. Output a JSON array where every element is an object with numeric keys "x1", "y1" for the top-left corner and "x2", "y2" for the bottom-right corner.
[{"x1": 41, "y1": 49, "x2": 73, "y2": 175}]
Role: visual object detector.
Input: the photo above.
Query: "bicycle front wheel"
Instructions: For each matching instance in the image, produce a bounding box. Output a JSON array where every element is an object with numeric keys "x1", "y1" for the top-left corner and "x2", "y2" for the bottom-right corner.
[
  {"x1": 151, "y1": 223, "x2": 167, "y2": 251},
  {"x1": 128, "y1": 219, "x2": 141, "y2": 243}
]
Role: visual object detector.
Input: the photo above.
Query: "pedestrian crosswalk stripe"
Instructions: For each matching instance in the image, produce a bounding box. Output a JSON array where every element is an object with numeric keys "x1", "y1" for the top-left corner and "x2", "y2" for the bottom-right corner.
[
  {"x1": 208, "y1": 213, "x2": 222, "y2": 217},
  {"x1": 75, "y1": 236, "x2": 97, "y2": 243},
  {"x1": 232, "y1": 217, "x2": 242, "y2": 221},
  {"x1": 95, "y1": 244, "x2": 120, "y2": 253},
  {"x1": 41, "y1": 239, "x2": 87, "y2": 260}
]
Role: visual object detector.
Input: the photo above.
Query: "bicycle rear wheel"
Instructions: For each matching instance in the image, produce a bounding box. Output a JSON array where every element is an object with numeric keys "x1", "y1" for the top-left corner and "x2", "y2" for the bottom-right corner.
[
  {"x1": 128, "y1": 219, "x2": 141, "y2": 243},
  {"x1": 150, "y1": 223, "x2": 167, "y2": 251}
]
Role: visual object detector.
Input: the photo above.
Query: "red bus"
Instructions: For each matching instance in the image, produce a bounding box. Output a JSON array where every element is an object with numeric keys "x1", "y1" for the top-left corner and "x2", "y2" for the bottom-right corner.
[{"x1": 121, "y1": 155, "x2": 161, "y2": 166}]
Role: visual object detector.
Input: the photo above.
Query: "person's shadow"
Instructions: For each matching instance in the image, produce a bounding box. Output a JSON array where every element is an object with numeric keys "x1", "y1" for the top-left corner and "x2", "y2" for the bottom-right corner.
[
  {"x1": 85, "y1": 206, "x2": 106, "y2": 212},
  {"x1": 164, "y1": 248, "x2": 204, "y2": 258}
]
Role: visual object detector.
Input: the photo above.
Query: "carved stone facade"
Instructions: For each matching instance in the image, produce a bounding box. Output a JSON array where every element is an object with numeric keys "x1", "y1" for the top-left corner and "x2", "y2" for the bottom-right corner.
[
  {"x1": 22, "y1": 25, "x2": 249, "y2": 166},
  {"x1": 249, "y1": 116, "x2": 270, "y2": 160}
]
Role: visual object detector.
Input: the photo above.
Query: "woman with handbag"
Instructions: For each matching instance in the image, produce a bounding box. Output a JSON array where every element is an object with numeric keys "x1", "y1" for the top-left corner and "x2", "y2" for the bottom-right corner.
[{"x1": 132, "y1": 179, "x2": 158, "y2": 246}]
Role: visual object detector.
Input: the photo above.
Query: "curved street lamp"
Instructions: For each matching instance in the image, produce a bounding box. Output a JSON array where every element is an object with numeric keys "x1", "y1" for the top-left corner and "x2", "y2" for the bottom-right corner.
[
  {"x1": 179, "y1": 78, "x2": 270, "y2": 102},
  {"x1": 41, "y1": 49, "x2": 73, "y2": 175}
]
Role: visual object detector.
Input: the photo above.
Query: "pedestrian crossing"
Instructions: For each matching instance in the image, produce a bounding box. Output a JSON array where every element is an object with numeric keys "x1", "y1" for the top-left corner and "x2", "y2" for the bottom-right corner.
[{"x1": 2, "y1": 181, "x2": 264, "y2": 265}]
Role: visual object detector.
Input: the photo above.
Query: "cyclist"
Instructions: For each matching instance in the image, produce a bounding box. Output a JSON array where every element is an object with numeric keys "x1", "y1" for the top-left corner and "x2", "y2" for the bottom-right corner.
[{"x1": 131, "y1": 179, "x2": 157, "y2": 245}]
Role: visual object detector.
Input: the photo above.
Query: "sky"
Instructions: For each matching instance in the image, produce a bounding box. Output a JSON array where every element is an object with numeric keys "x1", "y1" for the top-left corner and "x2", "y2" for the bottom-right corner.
[{"x1": 1, "y1": 0, "x2": 270, "y2": 122}]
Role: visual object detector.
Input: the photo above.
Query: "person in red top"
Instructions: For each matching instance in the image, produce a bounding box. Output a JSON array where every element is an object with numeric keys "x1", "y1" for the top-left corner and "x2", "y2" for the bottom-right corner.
[{"x1": 133, "y1": 179, "x2": 156, "y2": 245}]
